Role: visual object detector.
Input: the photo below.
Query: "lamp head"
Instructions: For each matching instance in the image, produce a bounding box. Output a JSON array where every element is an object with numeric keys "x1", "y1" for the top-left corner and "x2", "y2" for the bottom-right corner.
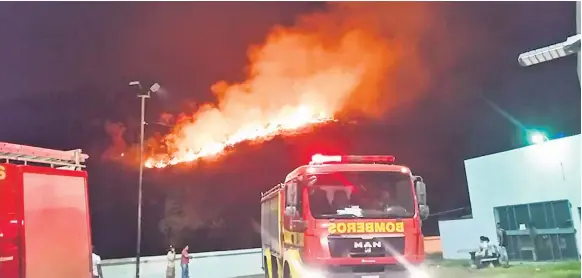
[
  {"x1": 150, "y1": 83, "x2": 161, "y2": 93},
  {"x1": 529, "y1": 131, "x2": 549, "y2": 145},
  {"x1": 129, "y1": 81, "x2": 142, "y2": 89}
]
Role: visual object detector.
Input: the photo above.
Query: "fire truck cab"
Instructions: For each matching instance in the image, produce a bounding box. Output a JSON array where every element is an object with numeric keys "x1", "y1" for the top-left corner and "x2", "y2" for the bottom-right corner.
[{"x1": 260, "y1": 154, "x2": 429, "y2": 278}]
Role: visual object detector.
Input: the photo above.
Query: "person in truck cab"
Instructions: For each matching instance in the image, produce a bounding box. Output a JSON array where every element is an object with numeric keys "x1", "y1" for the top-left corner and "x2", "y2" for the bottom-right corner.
[
  {"x1": 331, "y1": 190, "x2": 350, "y2": 210},
  {"x1": 308, "y1": 187, "x2": 333, "y2": 215},
  {"x1": 354, "y1": 185, "x2": 390, "y2": 211}
]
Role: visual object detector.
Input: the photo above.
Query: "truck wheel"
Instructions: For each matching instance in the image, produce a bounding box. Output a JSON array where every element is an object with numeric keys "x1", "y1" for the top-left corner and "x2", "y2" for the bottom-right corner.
[
  {"x1": 263, "y1": 257, "x2": 269, "y2": 278},
  {"x1": 283, "y1": 263, "x2": 291, "y2": 278},
  {"x1": 271, "y1": 255, "x2": 279, "y2": 278}
]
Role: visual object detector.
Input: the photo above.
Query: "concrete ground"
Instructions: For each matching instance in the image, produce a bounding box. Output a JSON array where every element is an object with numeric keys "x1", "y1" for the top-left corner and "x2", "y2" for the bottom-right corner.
[{"x1": 237, "y1": 261, "x2": 581, "y2": 278}]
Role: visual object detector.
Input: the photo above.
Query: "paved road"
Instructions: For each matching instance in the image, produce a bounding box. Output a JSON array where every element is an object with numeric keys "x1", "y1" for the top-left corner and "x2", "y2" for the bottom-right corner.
[{"x1": 233, "y1": 266, "x2": 537, "y2": 278}]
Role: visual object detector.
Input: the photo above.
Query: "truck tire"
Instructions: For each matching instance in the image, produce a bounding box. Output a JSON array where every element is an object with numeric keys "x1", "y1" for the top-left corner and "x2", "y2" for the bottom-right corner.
[
  {"x1": 263, "y1": 257, "x2": 269, "y2": 278},
  {"x1": 283, "y1": 263, "x2": 291, "y2": 278}
]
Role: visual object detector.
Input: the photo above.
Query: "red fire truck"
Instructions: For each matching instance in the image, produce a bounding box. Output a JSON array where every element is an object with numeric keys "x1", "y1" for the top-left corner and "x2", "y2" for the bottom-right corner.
[
  {"x1": 0, "y1": 142, "x2": 92, "y2": 278},
  {"x1": 260, "y1": 154, "x2": 430, "y2": 278}
]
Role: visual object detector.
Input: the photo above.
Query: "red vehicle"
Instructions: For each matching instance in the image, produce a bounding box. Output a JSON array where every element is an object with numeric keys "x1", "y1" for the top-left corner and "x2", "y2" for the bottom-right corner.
[
  {"x1": 0, "y1": 142, "x2": 92, "y2": 278},
  {"x1": 260, "y1": 154, "x2": 430, "y2": 278}
]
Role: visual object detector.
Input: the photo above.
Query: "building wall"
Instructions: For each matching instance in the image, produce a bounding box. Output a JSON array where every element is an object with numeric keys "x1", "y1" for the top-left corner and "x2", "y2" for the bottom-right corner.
[
  {"x1": 439, "y1": 135, "x2": 581, "y2": 260},
  {"x1": 439, "y1": 219, "x2": 477, "y2": 259},
  {"x1": 577, "y1": 1, "x2": 580, "y2": 84}
]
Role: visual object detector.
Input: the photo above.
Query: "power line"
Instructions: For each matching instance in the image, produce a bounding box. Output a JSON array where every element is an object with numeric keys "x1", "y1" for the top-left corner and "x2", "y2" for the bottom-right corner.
[{"x1": 428, "y1": 206, "x2": 470, "y2": 218}]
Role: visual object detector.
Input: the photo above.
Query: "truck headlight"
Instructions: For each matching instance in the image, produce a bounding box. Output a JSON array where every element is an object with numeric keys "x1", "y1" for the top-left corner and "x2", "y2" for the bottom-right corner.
[
  {"x1": 303, "y1": 268, "x2": 326, "y2": 278},
  {"x1": 410, "y1": 269, "x2": 429, "y2": 278}
]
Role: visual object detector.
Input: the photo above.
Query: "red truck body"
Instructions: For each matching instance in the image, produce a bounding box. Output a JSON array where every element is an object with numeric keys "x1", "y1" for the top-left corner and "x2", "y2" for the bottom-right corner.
[{"x1": 0, "y1": 142, "x2": 92, "y2": 278}]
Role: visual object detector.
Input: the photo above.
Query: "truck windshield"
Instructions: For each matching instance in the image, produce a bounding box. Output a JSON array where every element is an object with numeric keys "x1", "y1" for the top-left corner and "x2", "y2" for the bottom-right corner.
[{"x1": 306, "y1": 171, "x2": 415, "y2": 219}]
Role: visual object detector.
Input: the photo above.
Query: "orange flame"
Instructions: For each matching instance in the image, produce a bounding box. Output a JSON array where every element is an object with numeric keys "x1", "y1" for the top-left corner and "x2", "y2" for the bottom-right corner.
[
  {"x1": 145, "y1": 106, "x2": 335, "y2": 168},
  {"x1": 143, "y1": 3, "x2": 426, "y2": 168}
]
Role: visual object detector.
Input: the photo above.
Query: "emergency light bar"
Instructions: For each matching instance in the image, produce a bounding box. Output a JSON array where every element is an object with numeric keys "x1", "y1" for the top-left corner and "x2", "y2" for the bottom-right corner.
[{"x1": 310, "y1": 154, "x2": 395, "y2": 165}]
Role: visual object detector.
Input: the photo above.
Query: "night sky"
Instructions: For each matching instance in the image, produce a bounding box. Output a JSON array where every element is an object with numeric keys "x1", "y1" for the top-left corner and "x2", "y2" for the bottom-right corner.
[{"x1": 0, "y1": 2, "x2": 579, "y2": 259}]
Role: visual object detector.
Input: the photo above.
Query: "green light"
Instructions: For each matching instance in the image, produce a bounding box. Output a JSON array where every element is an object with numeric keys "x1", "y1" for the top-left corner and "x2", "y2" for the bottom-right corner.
[{"x1": 528, "y1": 130, "x2": 549, "y2": 144}]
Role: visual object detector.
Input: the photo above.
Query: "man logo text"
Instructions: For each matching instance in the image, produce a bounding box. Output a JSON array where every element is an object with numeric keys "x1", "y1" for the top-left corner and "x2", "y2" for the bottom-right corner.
[{"x1": 353, "y1": 241, "x2": 381, "y2": 249}]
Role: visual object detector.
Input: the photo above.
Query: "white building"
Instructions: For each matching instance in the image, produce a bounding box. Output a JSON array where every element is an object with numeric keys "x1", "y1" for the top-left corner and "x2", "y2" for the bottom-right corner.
[{"x1": 439, "y1": 134, "x2": 581, "y2": 261}]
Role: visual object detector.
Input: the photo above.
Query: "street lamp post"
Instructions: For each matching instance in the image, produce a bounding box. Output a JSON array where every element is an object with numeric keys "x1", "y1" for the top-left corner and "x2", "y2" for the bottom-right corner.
[{"x1": 128, "y1": 81, "x2": 161, "y2": 278}]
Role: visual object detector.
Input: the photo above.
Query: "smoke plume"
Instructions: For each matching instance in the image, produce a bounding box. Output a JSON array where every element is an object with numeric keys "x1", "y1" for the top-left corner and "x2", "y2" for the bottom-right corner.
[{"x1": 102, "y1": 121, "x2": 128, "y2": 161}]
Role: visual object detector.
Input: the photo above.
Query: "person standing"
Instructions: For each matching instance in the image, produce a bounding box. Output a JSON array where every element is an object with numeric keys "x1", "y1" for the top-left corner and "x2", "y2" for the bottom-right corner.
[
  {"x1": 181, "y1": 245, "x2": 190, "y2": 278},
  {"x1": 166, "y1": 245, "x2": 176, "y2": 278},
  {"x1": 527, "y1": 221, "x2": 539, "y2": 261},
  {"x1": 92, "y1": 246, "x2": 104, "y2": 278},
  {"x1": 496, "y1": 223, "x2": 509, "y2": 267}
]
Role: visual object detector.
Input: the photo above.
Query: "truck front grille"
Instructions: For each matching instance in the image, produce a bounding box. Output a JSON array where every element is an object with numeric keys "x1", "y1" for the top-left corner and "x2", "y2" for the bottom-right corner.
[{"x1": 328, "y1": 236, "x2": 405, "y2": 258}]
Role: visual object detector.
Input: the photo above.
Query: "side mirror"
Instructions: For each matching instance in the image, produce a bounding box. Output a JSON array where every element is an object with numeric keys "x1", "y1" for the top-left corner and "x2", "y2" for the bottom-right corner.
[
  {"x1": 415, "y1": 180, "x2": 427, "y2": 205},
  {"x1": 419, "y1": 204, "x2": 430, "y2": 220},
  {"x1": 284, "y1": 206, "x2": 297, "y2": 216}
]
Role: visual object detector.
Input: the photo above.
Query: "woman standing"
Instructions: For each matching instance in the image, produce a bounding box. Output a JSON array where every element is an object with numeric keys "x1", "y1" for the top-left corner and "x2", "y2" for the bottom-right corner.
[{"x1": 166, "y1": 245, "x2": 176, "y2": 278}]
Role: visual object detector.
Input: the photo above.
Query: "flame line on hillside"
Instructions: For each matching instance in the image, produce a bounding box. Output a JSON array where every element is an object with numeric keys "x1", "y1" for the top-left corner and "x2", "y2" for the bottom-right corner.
[{"x1": 145, "y1": 106, "x2": 336, "y2": 168}]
